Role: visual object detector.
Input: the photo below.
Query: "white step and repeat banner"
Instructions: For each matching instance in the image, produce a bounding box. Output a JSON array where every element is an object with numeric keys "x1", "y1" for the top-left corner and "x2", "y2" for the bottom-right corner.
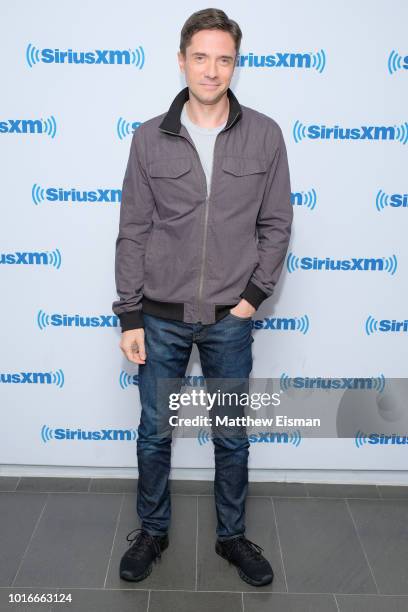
[{"x1": 1, "y1": 1, "x2": 407, "y2": 473}]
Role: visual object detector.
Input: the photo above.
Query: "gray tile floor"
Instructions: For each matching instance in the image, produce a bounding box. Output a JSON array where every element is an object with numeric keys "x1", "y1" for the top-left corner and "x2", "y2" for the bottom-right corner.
[{"x1": 1, "y1": 477, "x2": 408, "y2": 611}]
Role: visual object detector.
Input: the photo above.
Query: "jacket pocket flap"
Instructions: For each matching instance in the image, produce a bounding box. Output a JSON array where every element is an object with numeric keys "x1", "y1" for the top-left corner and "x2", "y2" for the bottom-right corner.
[
  {"x1": 222, "y1": 157, "x2": 268, "y2": 176},
  {"x1": 149, "y1": 157, "x2": 192, "y2": 178}
]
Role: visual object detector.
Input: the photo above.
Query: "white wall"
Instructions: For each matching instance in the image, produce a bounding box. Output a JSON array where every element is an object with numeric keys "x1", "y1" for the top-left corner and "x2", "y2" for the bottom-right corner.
[{"x1": 1, "y1": 0, "x2": 407, "y2": 481}]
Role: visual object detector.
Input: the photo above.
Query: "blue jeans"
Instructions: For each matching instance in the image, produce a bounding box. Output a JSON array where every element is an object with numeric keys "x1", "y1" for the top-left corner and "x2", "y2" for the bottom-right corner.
[{"x1": 136, "y1": 311, "x2": 254, "y2": 541}]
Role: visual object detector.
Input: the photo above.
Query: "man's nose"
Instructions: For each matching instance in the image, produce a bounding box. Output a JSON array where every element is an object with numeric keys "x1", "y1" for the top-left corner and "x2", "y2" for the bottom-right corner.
[{"x1": 204, "y1": 59, "x2": 218, "y2": 78}]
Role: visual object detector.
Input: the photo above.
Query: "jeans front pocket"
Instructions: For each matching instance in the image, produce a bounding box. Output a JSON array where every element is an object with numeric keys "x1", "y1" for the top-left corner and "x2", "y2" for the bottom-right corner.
[{"x1": 228, "y1": 311, "x2": 253, "y2": 321}]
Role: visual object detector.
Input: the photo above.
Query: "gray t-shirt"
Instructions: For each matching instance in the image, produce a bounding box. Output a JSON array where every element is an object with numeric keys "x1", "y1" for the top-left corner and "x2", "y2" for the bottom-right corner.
[{"x1": 180, "y1": 102, "x2": 227, "y2": 195}]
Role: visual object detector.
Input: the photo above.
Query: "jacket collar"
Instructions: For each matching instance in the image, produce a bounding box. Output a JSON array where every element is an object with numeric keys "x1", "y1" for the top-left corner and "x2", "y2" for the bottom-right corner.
[{"x1": 159, "y1": 86, "x2": 242, "y2": 135}]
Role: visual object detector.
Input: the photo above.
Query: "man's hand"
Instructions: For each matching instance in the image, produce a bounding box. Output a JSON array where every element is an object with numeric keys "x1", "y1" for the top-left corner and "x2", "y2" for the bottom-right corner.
[
  {"x1": 230, "y1": 299, "x2": 256, "y2": 318},
  {"x1": 120, "y1": 328, "x2": 146, "y2": 364}
]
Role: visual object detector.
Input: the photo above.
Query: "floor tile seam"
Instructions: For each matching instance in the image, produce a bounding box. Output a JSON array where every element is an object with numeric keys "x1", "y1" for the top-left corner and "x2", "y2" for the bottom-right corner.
[
  {"x1": 344, "y1": 498, "x2": 380, "y2": 595},
  {"x1": 269, "y1": 496, "x2": 289, "y2": 593},
  {"x1": 103, "y1": 493, "x2": 126, "y2": 588},
  {"x1": 10, "y1": 493, "x2": 50, "y2": 587}
]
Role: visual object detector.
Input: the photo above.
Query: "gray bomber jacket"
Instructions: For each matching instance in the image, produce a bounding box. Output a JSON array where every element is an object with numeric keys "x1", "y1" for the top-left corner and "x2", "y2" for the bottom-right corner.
[{"x1": 112, "y1": 86, "x2": 293, "y2": 331}]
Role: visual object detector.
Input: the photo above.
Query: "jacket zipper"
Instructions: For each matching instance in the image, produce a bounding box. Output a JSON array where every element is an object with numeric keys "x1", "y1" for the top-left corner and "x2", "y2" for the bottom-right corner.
[
  {"x1": 160, "y1": 112, "x2": 239, "y2": 323},
  {"x1": 195, "y1": 113, "x2": 241, "y2": 320},
  {"x1": 196, "y1": 147, "x2": 216, "y2": 322}
]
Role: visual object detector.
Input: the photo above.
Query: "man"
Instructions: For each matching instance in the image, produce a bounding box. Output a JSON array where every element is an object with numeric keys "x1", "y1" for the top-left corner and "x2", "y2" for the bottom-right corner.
[{"x1": 112, "y1": 8, "x2": 293, "y2": 587}]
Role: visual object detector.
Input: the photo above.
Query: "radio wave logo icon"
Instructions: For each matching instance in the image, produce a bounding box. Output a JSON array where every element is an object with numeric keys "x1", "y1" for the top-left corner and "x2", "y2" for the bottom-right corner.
[
  {"x1": 117, "y1": 117, "x2": 132, "y2": 140},
  {"x1": 387, "y1": 50, "x2": 407, "y2": 75},
  {"x1": 383, "y1": 254, "x2": 398, "y2": 275},
  {"x1": 355, "y1": 430, "x2": 369, "y2": 448},
  {"x1": 289, "y1": 430, "x2": 302, "y2": 447},
  {"x1": 32, "y1": 183, "x2": 46, "y2": 205},
  {"x1": 41, "y1": 425, "x2": 54, "y2": 443},
  {"x1": 311, "y1": 49, "x2": 326, "y2": 73},
  {"x1": 295, "y1": 315, "x2": 310, "y2": 335},
  {"x1": 365, "y1": 315, "x2": 379, "y2": 336},
  {"x1": 131, "y1": 46, "x2": 145, "y2": 69},
  {"x1": 395, "y1": 123, "x2": 408, "y2": 144},
  {"x1": 286, "y1": 252, "x2": 300, "y2": 273},
  {"x1": 280, "y1": 373, "x2": 292, "y2": 391},
  {"x1": 197, "y1": 428, "x2": 211, "y2": 446},
  {"x1": 45, "y1": 248, "x2": 62, "y2": 269},
  {"x1": 26, "y1": 43, "x2": 41, "y2": 67},
  {"x1": 119, "y1": 370, "x2": 137, "y2": 389},
  {"x1": 37, "y1": 309, "x2": 51, "y2": 330},
  {"x1": 293, "y1": 120, "x2": 307, "y2": 143},
  {"x1": 116, "y1": 118, "x2": 142, "y2": 140},
  {"x1": 376, "y1": 189, "x2": 391, "y2": 211},
  {"x1": 373, "y1": 374, "x2": 386, "y2": 393},
  {"x1": 51, "y1": 369, "x2": 65, "y2": 388},
  {"x1": 41, "y1": 116, "x2": 57, "y2": 138},
  {"x1": 291, "y1": 189, "x2": 317, "y2": 210}
]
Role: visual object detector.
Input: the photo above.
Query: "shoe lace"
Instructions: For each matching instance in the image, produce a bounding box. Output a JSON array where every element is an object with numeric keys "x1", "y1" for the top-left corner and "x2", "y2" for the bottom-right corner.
[
  {"x1": 227, "y1": 536, "x2": 264, "y2": 561},
  {"x1": 125, "y1": 528, "x2": 162, "y2": 561}
]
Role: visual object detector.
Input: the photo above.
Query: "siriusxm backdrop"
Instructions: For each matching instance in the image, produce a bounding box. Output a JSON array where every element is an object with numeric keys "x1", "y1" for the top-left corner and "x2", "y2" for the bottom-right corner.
[{"x1": 1, "y1": 0, "x2": 407, "y2": 475}]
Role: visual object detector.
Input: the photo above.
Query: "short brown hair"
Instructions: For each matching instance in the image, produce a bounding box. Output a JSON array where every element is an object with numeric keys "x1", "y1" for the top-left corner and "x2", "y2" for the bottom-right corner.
[{"x1": 180, "y1": 8, "x2": 242, "y2": 56}]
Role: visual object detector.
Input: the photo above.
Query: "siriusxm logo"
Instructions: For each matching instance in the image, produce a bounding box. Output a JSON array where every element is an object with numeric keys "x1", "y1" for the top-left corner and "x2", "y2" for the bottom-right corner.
[
  {"x1": 387, "y1": 50, "x2": 408, "y2": 75},
  {"x1": 293, "y1": 121, "x2": 408, "y2": 145},
  {"x1": 41, "y1": 425, "x2": 137, "y2": 443},
  {"x1": 197, "y1": 428, "x2": 301, "y2": 446},
  {"x1": 365, "y1": 316, "x2": 408, "y2": 335},
  {"x1": 32, "y1": 184, "x2": 121, "y2": 205},
  {"x1": 287, "y1": 253, "x2": 398, "y2": 275},
  {"x1": 280, "y1": 373, "x2": 385, "y2": 393},
  {"x1": 252, "y1": 315, "x2": 309, "y2": 334},
  {"x1": 26, "y1": 44, "x2": 145, "y2": 68},
  {"x1": 291, "y1": 189, "x2": 317, "y2": 210},
  {"x1": 37, "y1": 310, "x2": 119, "y2": 330},
  {"x1": 0, "y1": 249, "x2": 61, "y2": 268},
  {"x1": 0, "y1": 116, "x2": 57, "y2": 138},
  {"x1": 1, "y1": 369, "x2": 64, "y2": 387},
  {"x1": 117, "y1": 118, "x2": 142, "y2": 140},
  {"x1": 355, "y1": 430, "x2": 408, "y2": 448},
  {"x1": 235, "y1": 50, "x2": 326, "y2": 73},
  {"x1": 119, "y1": 372, "x2": 205, "y2": 389},
  {"x1": 376, "y1": 190, "x2": 408, "y2": 212},
  {"x1": 248, "y1": 430, "x2": 301, "y2": 446}
]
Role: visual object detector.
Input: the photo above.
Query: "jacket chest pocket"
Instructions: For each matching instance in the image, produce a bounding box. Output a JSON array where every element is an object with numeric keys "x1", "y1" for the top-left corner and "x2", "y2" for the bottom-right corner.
[
  {"x1": 220, "y1": 156, "x2": 268, "y2": 206},
  {"x1": 147, "y1": 157, "x2": 197, "y2": 217},
  {"x1": 221, "y1": 157, "x2": 268, "y2": 189},
  {"x1": 222, "y1": 157, "x2": 268, "y2": 176}
]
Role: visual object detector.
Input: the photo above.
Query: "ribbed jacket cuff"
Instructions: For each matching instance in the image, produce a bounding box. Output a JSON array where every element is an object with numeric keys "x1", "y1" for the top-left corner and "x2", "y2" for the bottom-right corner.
[
  {"x1": 118, "y1": 310, "x2": 144, "y2": 332},
  {"x1": 240, "y1": 281, "x2": 268, "y2": 310}
]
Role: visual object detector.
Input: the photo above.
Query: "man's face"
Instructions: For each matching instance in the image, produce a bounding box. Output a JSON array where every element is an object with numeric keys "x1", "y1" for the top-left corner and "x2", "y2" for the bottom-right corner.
[{"x1": 178, "y1": 29, "x2": 237, "y2": 106}]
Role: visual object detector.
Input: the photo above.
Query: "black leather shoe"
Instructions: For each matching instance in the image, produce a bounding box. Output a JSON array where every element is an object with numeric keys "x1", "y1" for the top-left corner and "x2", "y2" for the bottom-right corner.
[
  {"x1": 216, "y1": 535, "x2": 274, "y2": 586},
  {"x1": 119, "y1": 528, "x2": 169, "y2": 582}
]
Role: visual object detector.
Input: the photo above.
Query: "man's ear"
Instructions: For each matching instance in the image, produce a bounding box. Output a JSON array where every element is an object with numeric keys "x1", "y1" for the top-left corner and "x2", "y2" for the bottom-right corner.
[{"x1": 177, "y1": 50, "x2": 185, "y2": 74}]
